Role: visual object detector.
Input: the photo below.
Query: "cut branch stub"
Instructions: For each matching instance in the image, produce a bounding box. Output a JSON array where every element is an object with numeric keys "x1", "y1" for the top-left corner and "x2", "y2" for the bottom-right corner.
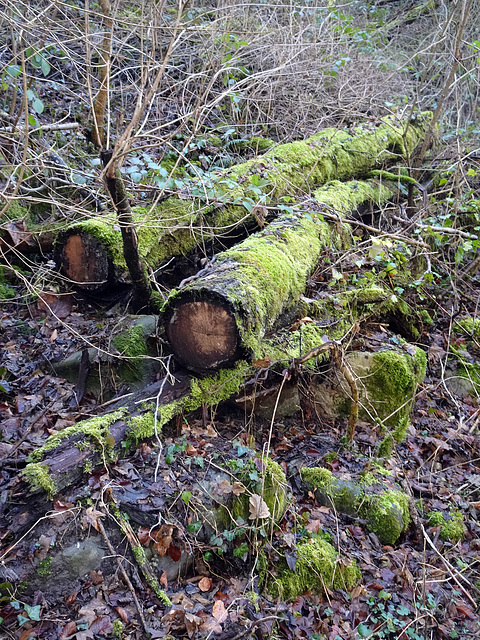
[
  {"x1": 166, "y1": 295, "x2": 241, "y2": 372},
  {"x1": 60, "y1": 231, "x2": 113, "y2": 290}
]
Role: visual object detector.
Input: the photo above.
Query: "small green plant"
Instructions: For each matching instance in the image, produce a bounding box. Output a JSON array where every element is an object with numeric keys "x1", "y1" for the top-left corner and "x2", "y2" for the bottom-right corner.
[{"x1": 358, "y1": 591, "x2": 424, "y2": 639}]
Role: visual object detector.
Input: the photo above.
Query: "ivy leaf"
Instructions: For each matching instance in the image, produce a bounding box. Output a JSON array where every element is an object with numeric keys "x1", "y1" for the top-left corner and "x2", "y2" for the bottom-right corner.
[
  {"x1": 32, "y1": 97, "x2": 44, "y2": 114},
  {"x1": 17, "y1": 614, "x2": 30, "y2": 626},
  {"x1": 181, "y1": 490, "x2": 192, "y2": 504},
  {"x1": 6, "y1": 65, "x2": 21, "y2": 77},
  {"x1": 24, "y1": 603, "x2": 41, "y2": 621},
  {"x1": 357, "y1": 623, "x2": 372, "y2": 637},
  {"x1": 40, "y1": 57, "x2": 51, "y2": 76}
]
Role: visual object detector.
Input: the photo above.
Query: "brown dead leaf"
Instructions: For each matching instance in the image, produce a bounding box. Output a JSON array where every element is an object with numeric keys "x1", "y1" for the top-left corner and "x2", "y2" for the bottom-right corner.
[
  {"x1": 216, "y1": 479, "x2": 234, "y2": 495},
  {"x1": 199, "y1": 617, "x2": 223, "y2": 634},
  {"x1": 151, "y1": 524, "x2": 174, "y2": 557},
  {"x1": 212, "y1": 599, "x2": 228, "y2": 623},
  {"x1": 115, "y1": 606, "x2": 130, "y2": 623},
  {"x1": 59, "y1": 620, "x2": 77, "y2": 638},
  {"x1": 232, "y1": 481, "x2": 246, "y2": 496},
  {"x1": 160, "y1": 570, "x2": 168, "y2": 589},
  {"x1": 90, "y1": 570, "x2": 103, "y2": 585},
  {"x1": 252, "y1": 356, "x2": 271, "y2": 369},
  {"x1": 89, "y1": 615, "x2": 113, "y2": 636},
  {"x1": 37, "y1": 291, "x2": 72, "y2": 319},
  {"x1": 82, "y1": 506, "x2": 104, "y2": 531},
  {"x1": 138, "y1": 526, "x2": 152, "y2": 546},
  {"x1": 248, "y1": 494, "x2": 271, "y2": 520},
  {"x1": 168, "y1": 543, "x2": 182, "y2": 562},
  {"x1": 198, "y1": 576, "x2": 213, "y2": 592},
  {"x1": 305, "y1": 519, "x2": 322, "y2": 534}
]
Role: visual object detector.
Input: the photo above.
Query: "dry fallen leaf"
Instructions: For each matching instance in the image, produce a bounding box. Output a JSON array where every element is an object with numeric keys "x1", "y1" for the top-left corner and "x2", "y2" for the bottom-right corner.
[
  {"x1": 232, "y1": 481, "x2": 246, "y2": 496},
  {"x1": 248, "y1": 494, "x2": 271, "y2": 520},
  {"x1": 151, "y1": 524, "x2": 174, "y2": 557},
  {"x1": 212, "y1": 599, "x2": 228, "y2": 623},
  {"x1": 82, "y1": 506, "x2": 105, "y2": 531},
  {"x1": 198, "y1": 576, "x2": 213, "y2": 592}
]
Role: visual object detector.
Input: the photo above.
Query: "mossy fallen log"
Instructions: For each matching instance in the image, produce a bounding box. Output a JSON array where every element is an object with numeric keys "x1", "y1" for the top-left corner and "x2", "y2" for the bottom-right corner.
[
  {"x1": 164, "y1": 178, "x2": 398, "y2": 372},
  {"x1": 57, "y1": 112, "x2": 432, "y2": 292}
]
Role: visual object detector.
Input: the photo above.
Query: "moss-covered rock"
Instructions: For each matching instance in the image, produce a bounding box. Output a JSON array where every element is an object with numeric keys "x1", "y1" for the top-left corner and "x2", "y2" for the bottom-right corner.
[
  {"x1": 266, "y1": 535, "x2": 361, "y2": 599},
  {"x1": 427, "y1": 510, "x2": 466, "y2": 543},
  {"x1": 301, "y1": 467, "x2": 410, "y2": 545},
  {"x1": 232, "y1": 456, "x2": 289, "y2": 523},
  {"x1": 53, "y1": 315, "x2": 162, "y2": 394},
  {"x1": 311, "y1": 344, "x2": 426, "y2": 428}
]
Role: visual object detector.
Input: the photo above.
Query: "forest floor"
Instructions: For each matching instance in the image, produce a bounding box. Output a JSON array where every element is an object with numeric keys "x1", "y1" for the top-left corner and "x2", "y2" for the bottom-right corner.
[{"x1": 1, "y1": 280, "x2": 480, "y2": 640}]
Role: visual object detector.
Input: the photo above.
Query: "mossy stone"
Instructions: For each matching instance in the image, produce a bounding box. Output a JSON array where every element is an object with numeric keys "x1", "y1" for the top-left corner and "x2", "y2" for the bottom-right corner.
[
  {"x1": 267, "y1": 536, "x2": 361, "y2": 599},
  {"x1": 301, "y1": 467, "x2": 410, "y2": 545},
  {"x1": 427, "y1": 510, "x2": 465, "y2": 543}
]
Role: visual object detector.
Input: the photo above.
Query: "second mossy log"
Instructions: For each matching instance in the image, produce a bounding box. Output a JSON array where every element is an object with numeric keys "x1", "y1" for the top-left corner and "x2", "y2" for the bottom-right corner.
[
  {"x1": 163, "y1": 179, "x2": 396, "y2": 372},
  {"x1": 56, "y1": 112, "x2": 432, "y2": 292}
]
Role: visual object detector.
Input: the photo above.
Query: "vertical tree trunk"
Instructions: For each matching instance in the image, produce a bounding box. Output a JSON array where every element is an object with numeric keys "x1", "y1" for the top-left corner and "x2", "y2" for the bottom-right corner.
[{"x1": 101, "y1": 151, "x2": 152, "y2": 311}]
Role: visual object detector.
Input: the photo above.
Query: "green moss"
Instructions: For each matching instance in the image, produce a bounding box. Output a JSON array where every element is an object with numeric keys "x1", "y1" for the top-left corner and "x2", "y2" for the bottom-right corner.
[
  {"x1": 365, "y1": 348, "x2": 426, "y2": 426},
  {"x1": 0, "y1": 267, "x2": 16, "y2": 300},
  {"x1": 127, "y1": 410, "x2": 157, "y2": 440},
  {"x1": 132, "y1": 544, "x2": 171, "y2": 605},
  {"x1": 112, "y1": 620, "x2": 124, "y2": 638},
  {"x1": 22, "y1": 463, "x2": 57, "y2": 498},
  {"x1": 260, "y1": 457, "x2": 289, "y2": 521},
  {"x1": 301, "y1": 467, "x2": 361, "y2": 517},
  {"x1": 268, "y1": 536, "x2": 361, "y2": 599},
  {"x1": 232, "y1": 456, "x2": 289, "y2": 523},
  {"x1": 185, "y1": 360, "x2": 251, "y2": 411},
  {"x1": 127, "y1": 361, "x2": 252, "y2": 440},
  {"x1": 366, "y1": 490, "x2": 410, "y2": 546},
  {"x1": 323, "y1": 452, "x2": 338, "y2": 463},
  {"x1": 458, "y1": 317, "x2": 480, "y2": 339},
  {"x1": 1, "y1": 200, "x2": 30, "y2": 221},
  {"x1": 369, "y1": 169, "x2": 419, "y2": 186},
  {"x1": 225, "y1": 112, "x2": 431, "y2": 202},
  {"x1": 112, "y1": 325, "x2": 148, "y2": 383},
  {"x1": 427, "y1": 510, "x2": 465, "y2": 543},
  {"x1": 377, "y1": 434, "x2": 394, "y2": 459},
  {"x1": 37, "y1": 557, "x2": 52, "y2": 577},
  {"x1": 27, "y1": 409, "x2": 125, "y2": 463},
  {"x1": 301, "y1": 467, "x2": 410, "y2": 545},
  {"x1": 392, "y1": 416, "x2": 410, "y2": 443}
]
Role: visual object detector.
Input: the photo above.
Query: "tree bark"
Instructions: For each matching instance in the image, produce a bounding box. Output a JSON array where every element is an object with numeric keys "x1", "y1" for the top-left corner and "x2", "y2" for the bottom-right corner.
[{"x1": 101, "y1": 151, "x2": 152, "y2": 310}]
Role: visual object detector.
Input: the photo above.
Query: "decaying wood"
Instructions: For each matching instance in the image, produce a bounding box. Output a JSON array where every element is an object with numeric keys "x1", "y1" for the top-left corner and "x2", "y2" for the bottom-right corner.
[
  {"x1": 60, "y1": 230, "x2": 113, "y2": 290},
  {"x1": 0, "y1": 373, "x2": 190, "y2": 536}
]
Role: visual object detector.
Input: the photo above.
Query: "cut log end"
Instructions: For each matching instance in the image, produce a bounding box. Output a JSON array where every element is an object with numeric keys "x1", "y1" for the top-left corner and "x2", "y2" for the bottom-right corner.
[
  {"x1": 166, "y1": 299, "x2": 240, "y2": 372},
  {"x1": 60, "y1": 232, "x2": 111, "y2": 291}
]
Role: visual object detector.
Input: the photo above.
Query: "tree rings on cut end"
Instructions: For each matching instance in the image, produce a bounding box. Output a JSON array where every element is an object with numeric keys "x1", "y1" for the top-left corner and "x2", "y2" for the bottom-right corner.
[
  {"x1": 60, "y1": 232, "x2": 112, "y2": 291},
  {"x1": 166, "y1": 299, "x2": 240, "y2": 372}
]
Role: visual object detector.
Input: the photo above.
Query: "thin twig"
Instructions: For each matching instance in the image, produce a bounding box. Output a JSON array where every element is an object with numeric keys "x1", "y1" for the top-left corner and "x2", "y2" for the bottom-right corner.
[{"x1": 97, "y1": 518, "x2": 150, "y2": 633}]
